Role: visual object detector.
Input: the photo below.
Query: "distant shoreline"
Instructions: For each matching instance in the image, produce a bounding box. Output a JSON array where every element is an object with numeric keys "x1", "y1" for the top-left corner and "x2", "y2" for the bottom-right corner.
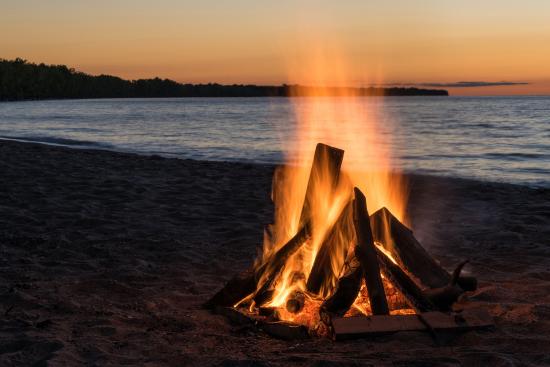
[{"x1": 0, "y1": 58, "x2": 448, "y2": 101}]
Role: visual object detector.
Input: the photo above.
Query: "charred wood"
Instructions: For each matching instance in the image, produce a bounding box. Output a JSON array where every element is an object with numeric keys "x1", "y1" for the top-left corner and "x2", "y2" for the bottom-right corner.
[
  {"x1": 306, "y1": 200, "x2": 355, "y2": 295},
  {"x1": 354, "y1": 188, "x2": 389, "y2": 315},
  {"x1": 203, "y1": 268, "x2": 257, "y2": 309},
  {"x1": 320, "y1": 256, "x2": 363, "y2": 317},
  {"x1": 375, "y1": 247, "x2": 435, "y2": 312},
  {"x1": 370, "y1": 207, "x2": 476, "y2": 291},
  {"x1": 298, "y1": 143, "x2": 344, "y2": 228},
  {"x1": 286, "y1": 291, "x2": 306, "y2": 314}
]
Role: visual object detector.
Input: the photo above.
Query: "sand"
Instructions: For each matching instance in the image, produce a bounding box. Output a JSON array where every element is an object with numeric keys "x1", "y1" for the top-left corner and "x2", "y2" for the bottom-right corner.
[{"x1": 0, "y1": 139, "x2": 549, "y2": 366}]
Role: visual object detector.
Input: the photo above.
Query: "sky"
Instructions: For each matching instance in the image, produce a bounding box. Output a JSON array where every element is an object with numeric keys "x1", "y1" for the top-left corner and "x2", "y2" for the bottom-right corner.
[{"x1": 2, "y1": 0, "x2": 550, "y2": 95}]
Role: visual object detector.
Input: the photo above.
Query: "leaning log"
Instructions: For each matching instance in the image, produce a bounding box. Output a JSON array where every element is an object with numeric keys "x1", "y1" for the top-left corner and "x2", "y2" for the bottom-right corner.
[
  {"x1": 375, "y1": 247, "x2": 434, "y2": 312},
  {"x1": 370, "y1": 207, "x2": 476, "y2": 291},
  {"x1": 252, "y1": 223, "x2": 311, "y2": 304},
  {"x1": 354, "y1": 188, "x2": 389, "y2": 315},
  {"x1": 207, "y1": 143, "x2": 344, "y2": 308},
  {"x1": 298, "y1": 143, "x2": 345, "y2": 228},
  {"x1": 203, "y1": 268, "x2": 257, "y2": 309},
  {"x1": 253, "y1": 143, "x2": 345, "y2": 305},
  {"x1": 306, "y1": 200, "x2": 355, "y2": 295}
]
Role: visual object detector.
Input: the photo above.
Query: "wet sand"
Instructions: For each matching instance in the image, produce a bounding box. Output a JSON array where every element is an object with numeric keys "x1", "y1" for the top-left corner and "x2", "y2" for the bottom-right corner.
[{"x1": 0, "y1": 140, "x2": 549, "y2": 366}]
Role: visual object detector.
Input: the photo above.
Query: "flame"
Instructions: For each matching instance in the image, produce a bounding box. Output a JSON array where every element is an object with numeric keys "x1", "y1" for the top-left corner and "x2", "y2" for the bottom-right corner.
[{"x1": 250, "y1": 45, "x2": 408, "y2": 325}]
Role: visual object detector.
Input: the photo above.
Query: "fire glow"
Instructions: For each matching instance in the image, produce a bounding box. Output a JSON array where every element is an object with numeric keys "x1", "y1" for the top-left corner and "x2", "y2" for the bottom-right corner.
[{"x1": 206, "y1": 54, "x2": 482, "y2": 339}]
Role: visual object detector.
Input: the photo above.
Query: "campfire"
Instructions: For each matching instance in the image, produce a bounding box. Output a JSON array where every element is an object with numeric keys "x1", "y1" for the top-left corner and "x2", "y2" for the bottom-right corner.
[{"x1": 205, "y1": 143, "x2": 492, "y2": 340}]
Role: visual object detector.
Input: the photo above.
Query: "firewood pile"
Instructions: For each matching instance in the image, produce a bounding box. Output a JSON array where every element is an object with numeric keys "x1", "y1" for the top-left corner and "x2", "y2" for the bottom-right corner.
[{"x1": 205, "y1": 143, "x2": 492, "y2": 340}]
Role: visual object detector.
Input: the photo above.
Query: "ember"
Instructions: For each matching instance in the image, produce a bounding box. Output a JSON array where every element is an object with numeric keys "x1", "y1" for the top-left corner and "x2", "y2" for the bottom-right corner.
[{"x1": 205, "y1": 143, "x2": 490, "y2": 340}]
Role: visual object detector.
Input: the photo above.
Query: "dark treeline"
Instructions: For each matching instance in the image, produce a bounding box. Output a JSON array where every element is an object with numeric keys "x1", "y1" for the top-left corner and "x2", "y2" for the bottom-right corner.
[{"x1": 0, "y1": 58, "x2": 448, "y2": 101}]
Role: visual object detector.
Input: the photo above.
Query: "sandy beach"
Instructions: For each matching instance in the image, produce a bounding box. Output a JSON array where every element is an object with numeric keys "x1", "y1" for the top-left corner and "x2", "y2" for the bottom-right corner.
[{"x1": 0, "y1": 139, "x2": 549, "y2": 366}]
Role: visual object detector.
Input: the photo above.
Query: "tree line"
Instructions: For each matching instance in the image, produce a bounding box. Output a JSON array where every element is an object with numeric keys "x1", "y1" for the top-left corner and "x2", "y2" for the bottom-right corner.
[{"x1": 0, "y1": 58, "x2": 448, "y2": 101}]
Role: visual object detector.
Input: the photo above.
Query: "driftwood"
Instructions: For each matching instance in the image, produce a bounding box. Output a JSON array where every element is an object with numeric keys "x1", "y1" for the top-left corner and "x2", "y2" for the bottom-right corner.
[
  {"x1": 331, "y1": 308, "x2": 493, "y2": 340},
  {"x1": 354, "y1": 188, "x2": 389, "y2": 315},
  {"x1": 370, "y1": 207, "x2": 476, "y2": 291},
  {"x1": 423, "y1": 260, "x2": 468, "y2": 311},
  {"x1": 375, "y1": 247, "x2": 434, "y2": 312},
  {"x1": 320, "y1": 257, "x2": 363, "y2": 317},
  {"x1": 306, "y1": 200, "x2": 355, "y2": 295}
]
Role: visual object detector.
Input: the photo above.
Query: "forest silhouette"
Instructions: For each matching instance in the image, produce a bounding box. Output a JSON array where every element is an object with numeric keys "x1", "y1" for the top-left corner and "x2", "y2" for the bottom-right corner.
[{"x1": 0, "y1": 58, "x2": 448, "y2": 101}]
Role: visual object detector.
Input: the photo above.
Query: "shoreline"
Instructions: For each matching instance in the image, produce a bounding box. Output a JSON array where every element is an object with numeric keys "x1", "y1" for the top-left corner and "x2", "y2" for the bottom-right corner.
[
  {"x1": 0, "y1": 137, "x2": 546, "y2": 190},
  {"x1": 0, "y1": 139, "x2": 549, "y2": 365}
]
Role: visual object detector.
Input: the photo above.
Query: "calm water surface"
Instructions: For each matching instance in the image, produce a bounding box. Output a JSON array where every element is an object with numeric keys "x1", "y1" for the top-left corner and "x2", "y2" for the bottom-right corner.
[{"x1": 0, "y1": 97, "x2": 548, "y2": 187}]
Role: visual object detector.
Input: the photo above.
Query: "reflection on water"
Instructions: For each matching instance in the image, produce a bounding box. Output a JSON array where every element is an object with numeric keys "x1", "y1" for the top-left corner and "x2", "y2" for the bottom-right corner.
[{"x1": 0, "y1": 96, "x2": 548, "y2": 187}]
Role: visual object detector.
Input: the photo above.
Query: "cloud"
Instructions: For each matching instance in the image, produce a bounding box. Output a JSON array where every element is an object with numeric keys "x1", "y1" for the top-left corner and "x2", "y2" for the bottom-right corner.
[
  {"x1": 419, "y1": 81, "x2": 529, "y2": 88},
  {"x1": 386, "y1": 81, "x2": 529, "y2": 88}
]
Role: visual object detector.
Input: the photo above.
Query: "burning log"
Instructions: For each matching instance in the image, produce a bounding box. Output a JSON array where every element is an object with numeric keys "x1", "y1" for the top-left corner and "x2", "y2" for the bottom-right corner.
[
  {"x1": 306, "y1": 200, "x2": 355, "y2": 295},
  {"x1": 286, "y1": 291, "x2": 306, "y2": 314},
  {"x1": 370, "y1": 207, "x2": 477, "y2": 291},
  {"x1": 353, "y1": 188, "x2": 389, "y2": 315},
  {"x1": 298, "y1": 143, "x2": 344, "y2": 227},
  {"x1": 252, "y1": 143, "x2": 345, "y2": 306},
  {"x1": 203, "y1": 268, "x2": 257, "y2": 309},
  {"x1": 252, "y1": 223, "x2": 310, "y2": 304},
  {"x1": 320, "y1": 256, "x2": 363, "y2": 317},
  {"x1": 207, "y1": 143, "x2": 344, "y2": 308},
  {"x1": 375, "y1": 247, "x2": 434, "y2": 312}
]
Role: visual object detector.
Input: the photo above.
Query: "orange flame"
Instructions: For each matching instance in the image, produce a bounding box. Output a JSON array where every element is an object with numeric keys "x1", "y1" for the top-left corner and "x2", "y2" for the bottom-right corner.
[{"x1": 254, "y1": 46, "x2": 408, "y2": 323}]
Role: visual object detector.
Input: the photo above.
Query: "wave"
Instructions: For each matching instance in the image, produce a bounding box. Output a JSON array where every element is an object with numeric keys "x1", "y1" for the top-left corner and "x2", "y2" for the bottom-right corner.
[{"x1": 0, "y1": 135, "x2": 109, "y2": 148}]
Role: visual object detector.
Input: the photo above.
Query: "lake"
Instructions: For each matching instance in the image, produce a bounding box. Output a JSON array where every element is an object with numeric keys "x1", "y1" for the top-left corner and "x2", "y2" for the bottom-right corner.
[{"x1": 0, "y1": 96, "x2": 549, "y2": 187}]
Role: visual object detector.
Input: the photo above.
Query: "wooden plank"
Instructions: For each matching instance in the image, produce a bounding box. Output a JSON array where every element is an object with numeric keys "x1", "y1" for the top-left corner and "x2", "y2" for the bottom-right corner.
[
  {"x1": 332, "y1": 314, "x2": 425, "y2": 340},
  {"x1": 353, "y1": 188, "x2": 389, "y2": 315},
  {"x1": 332, "y1": 309, "x2": 493, "y2": 340}
]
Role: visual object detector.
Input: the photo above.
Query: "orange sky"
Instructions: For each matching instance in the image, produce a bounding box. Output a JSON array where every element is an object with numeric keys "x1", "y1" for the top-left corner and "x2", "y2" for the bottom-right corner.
[{"x1": 2, "y1": 1, "x2": 550, "y2": 95}]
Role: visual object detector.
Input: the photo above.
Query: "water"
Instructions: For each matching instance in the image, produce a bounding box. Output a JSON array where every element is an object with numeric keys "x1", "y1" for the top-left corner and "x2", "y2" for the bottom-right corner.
[{"x1": 0, "y1": 97, "x2": 548, "y2": 187}]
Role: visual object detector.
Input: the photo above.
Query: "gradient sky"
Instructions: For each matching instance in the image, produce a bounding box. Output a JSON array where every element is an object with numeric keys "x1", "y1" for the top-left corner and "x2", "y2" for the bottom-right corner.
[{"x1": 2, "y1": 0, "x2": 550, "y2": 95}]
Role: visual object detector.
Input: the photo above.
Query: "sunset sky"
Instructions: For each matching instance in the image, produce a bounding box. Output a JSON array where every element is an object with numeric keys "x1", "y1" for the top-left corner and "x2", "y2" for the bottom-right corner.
[{"x1": 2, "y1": 0, "x2": 550, "y2": 95}]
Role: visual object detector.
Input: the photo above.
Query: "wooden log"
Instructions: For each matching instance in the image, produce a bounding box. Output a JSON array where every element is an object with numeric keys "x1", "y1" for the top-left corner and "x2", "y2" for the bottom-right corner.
[
  {"x1": 370, "y1": 207, "x2": 476, "y2": 291},
  {"x1": 306, "y1": 200, "x2": 355, "y2": 295},
  {"x1": 331, "y1": 308, "x2": 493, "y2": 340},
  {"x1": 298, "y1": 143, "x2": 344, "y2": 228},
  {"x1": 423, "y1": 261, "x2": 468, "y2": 311},
  {"x1": 353, "y1": 188, "x2": 389, "y2": 315},
  {"x1": 203, "y1": 268, "x2": 257, "y2": 309},
  {"x1": 252, "y1": 223, "x2": 310, "y2": 305},
  {"x1": 215, "y1": 307, "x2": 309, "y2": 340},
  {"x1": 205, "y1": 223, "x2": 310, "y2": 308},
  {"x1": 206, "y1": 143, "x2": 343, "y2": 308},
  {"x1": 252, "y1": 143, "x2": 344, "y2": 306},
  {"x1": 320, "y1": 256, "x2": 363, "y2": 317},
  {"x1": 285, "y1": 291, "x2": 305, "y2": 314},
  {"x1": 375, "y1": 246, "x2": 434, "y2": 312}
]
